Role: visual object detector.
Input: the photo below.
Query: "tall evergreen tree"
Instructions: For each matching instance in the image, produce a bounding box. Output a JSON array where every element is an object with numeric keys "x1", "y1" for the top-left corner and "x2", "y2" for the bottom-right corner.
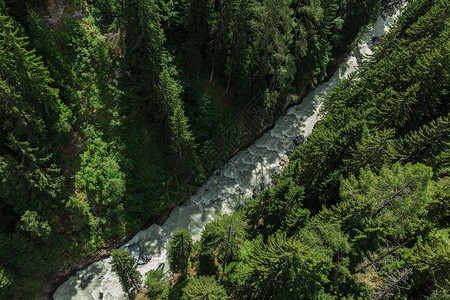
[
  {"x1": 182, "y1": 276, "x2": 229, "y2": 300},
  {"x1": 200, "y1": 213, "x2": 247, "y2": 269},
  {"x1": 0, "y1": 9, "x2": 70, "y2": 296},
  {"x1": 169, "y1": 228, "x2": 193, "y2": 277},
  {"x1": 243, "y1": 232, "x2": 332, "y2": 299},
  {"x1": 121, "y1": 0, "x2": 165, "y2": 111},
  {"x1": 111, "y1": 249, "x2": 142, "y2": 298}
]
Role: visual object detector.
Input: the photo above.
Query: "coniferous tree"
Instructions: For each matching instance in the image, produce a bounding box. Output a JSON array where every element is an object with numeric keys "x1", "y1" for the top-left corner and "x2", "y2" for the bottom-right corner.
[
  {"x1": 337, "y1": 163, "x2": 433, "y2": 254},
  {"x1": 121, "y1": 0, "x2": 165, "y2": 111},
  {"x1": 223, "y1": 0, "x2": 253, "y2": 94},
  {"x1": 397, "y1": 115, "x2": 450, "y2": 169},
  {"x1": 111, "y1": 249, "x2": 142, "y2": 298},
  {"x1": 183, "y1": 0, "x2": 212, "y2": 76},
  {"x1": 145, "y1": 269, "x2": 169, "y2": 299},
  {"x1": 243, "y1": 232, "x2": 332, "y2": 299},
  {"x1": 0, "y1": 10, "x2": 70, "y2": 295},
  {"x1": 200, "y1": 213, "x2": 247, "y2": 269},
  {"x1": 182, "y1": 276, "x2": 229, "y2": 300},
  {"x1": 246, "y1": 177, "x2": 308, "y2": 236},
  {"x1": 169, "y1": 228, "x2": 193, "y2": 277}
]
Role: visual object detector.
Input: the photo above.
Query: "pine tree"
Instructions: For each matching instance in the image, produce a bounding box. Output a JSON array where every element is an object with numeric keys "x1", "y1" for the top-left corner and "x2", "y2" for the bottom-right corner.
[
  {"x1": 244, "y1": 232, "x2": 332, "y2": 299},
  {"x1": 345, "y1": 128, "x2": 397, "y2": 174},
  {"x1": 121, "y1": 0, "x2": 165, "y2": 111},
  {"x1": 169, "y1": 104, "x2": 197, "y2": 163},
  {"x1": 253, "y1": 0, "x2": 295, "y2": 99},
  {"x1": 397, "y1": 115, "x2": 450, "y2": 169},
  {"x1": 145, "y1": 269, "x2": 169, "y2": 299},
  {"x1": 169, "y1": 228, "x2": 193, "y2": 277},
  {"x1": 0, "y1": 268, "x2": 12, "y2": 298},
  {"x1": 200, "y1": 213, "x2": 247, "y2": 269},
  {"x1": 111, "y1": 249, "x2": 142, "y2": 298},
  {"x1": 338, "y1": 163, "x2": 433, "y2": 253},
  {"x1": 224, "y1": 0, "x2": 253, "y2": 94},
  {"x1": 183, "y1": 0, "x2": 212, "y2": 76},
  {"x1": 182, "y1": 276, "x2": 229, "y2": 300},
  {"x1": 207, "y1": 0, "x2": 235, "y2": 83},
  {"x1": 246, "y1": 178, "x2": 308, "y2": 236}
]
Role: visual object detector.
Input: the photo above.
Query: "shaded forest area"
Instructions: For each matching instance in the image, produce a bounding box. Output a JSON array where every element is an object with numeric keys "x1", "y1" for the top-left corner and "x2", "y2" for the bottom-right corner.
[{"x1": 0, "y1": 0, "x2": 446, "y2": 298}]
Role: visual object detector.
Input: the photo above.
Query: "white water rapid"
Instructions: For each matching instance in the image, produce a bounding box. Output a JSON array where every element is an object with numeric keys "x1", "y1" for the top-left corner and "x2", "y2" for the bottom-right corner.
[{"x1": 54, "y1": 12, "x2": 399, "y2": 300}]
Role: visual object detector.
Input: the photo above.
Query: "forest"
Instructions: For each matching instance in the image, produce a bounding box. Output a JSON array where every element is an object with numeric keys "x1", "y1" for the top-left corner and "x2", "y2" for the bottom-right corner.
[{"x1": 0, "y1": 0, "x2": 448, "y2": 298}]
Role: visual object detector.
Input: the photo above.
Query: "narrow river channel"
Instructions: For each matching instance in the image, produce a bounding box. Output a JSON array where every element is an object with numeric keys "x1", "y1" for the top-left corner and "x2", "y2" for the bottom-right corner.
[{"x1": 54, "y1": 11, "x2": 399, "y2": 300}]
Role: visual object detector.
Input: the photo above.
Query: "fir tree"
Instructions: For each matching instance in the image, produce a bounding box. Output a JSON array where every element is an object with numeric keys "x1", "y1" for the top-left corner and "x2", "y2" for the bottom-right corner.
[
  {"x1": 182, "y1": 276, "x2": 229, "y2": 300},
  {"x1": 111, "y1": 249, "x2": 142, "y2": 298},
  {"x1": 244, "y1": 232, "x2": 332, "y2": 299},
  {"x1": 169, "y1": 228, "x2": 193, "y2": 277}
]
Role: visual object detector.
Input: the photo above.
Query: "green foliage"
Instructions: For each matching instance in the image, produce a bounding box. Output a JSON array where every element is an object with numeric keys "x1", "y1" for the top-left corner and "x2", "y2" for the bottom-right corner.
[
  {"x1": 427, "y1": 288, "x2": 450, "y2": 300},
  {"x1": 120, "y1": 0, "x2": 164, "y2": 110},
  {"x1": 1, "y1": 0, "x2": 447, "y2": 298},
  {"x1": 246, "y1": 177, "x2": 308, "y2": 236},
  {"x1": 145, "y1": 269, "x2": 169, "y2": 299},
  {"x1": 169, "y1": 228, "x2": 193, "y2": 277},
  {"x1": 182, "y1": 276, "x2": 228, "y2": 300},
  {"x1": 427, "y1": 177, "x2": 450, "y2": 228},
  {"x1": 19, "y1": 210, "x2": 51, "y2": 239},
  {"x1": 242, "y1": 232, "x2": 332, "y2": 299},
  {"x1": 340, "y1": 163, "x2": 433, "y2": 240},
  {"x1": 402, "y1": 229, "x2": 450, "y2": 293},
  {"x1": 0, "y1": 268, "x2": 12, "y2": 297},
  {"x1": 73, "y1": 125, "x2": 125, "y2": 241},
  {"x1": 200, "y1": 213, "x2": 247, "y2": 270},
  {"x1": 0, "y1": 9, "x2": 71, "y2": 296},
  {"x1": 111, "y1": 249, "x2": 142, "y2": 298}
]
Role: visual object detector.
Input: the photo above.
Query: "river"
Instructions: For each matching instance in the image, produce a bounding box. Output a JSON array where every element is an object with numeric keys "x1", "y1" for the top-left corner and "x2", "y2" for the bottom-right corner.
[{"x1": 54, "y1": 11, "x2": 399, "y2": 300}]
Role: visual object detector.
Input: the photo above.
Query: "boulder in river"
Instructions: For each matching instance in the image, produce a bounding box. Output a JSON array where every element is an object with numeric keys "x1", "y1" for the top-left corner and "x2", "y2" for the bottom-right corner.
[
  {"x1": 293, "y1": 135, "x2": 305, "y2": 146},
  {"x1": 79, "y1": 275, "x2": 88, "y2": 288},
  {"x1": 127, "y1": 244, "x2": 140, "y2": 262},
  {"x1": 372, "y1": 36, "x2": 381, "y2": 44},
  {"x1": 138, "y1": 252, "x2": 151, "y2": 265},
  {"x1": 280, "y1": 155, "x2": 289, "y2": 166},
  {"x1": 126, "y1": 244, "x2": 151, "y2": 266}
]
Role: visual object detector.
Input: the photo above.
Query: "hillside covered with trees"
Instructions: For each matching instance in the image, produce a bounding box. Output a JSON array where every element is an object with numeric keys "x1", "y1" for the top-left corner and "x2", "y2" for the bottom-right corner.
[{"x1": 0, "y1": 0, "x2": 448, "y2": 298}]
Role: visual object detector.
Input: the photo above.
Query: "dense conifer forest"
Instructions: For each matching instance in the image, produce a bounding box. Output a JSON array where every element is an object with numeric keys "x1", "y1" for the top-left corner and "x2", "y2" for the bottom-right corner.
[{"x1": 0, "y1": 0, "x2": 448, "y2": 298}]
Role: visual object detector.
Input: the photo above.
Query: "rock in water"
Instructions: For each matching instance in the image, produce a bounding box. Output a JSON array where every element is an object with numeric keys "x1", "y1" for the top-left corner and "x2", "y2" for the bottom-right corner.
[
  {"x1": 138, "y1": 252, "x2": 151, "y2": 265},
  {"x1": 372, "y1": 36, "x2": 382, "y2": 44},
  {"x1": 293, "y1": 136, "x2": 304, "y2": 146}
]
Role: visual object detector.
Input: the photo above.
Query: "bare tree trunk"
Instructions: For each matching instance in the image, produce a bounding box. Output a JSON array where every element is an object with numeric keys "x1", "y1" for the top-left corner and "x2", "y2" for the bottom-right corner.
[
  {"x1": 373, "y1": 268, "x2": 412, "y2": 300},
  {"x1": 210, "y1": 61, "x2": 215, "y2": 83},
  {"x1": 356, "y1": 243, "x2": 404, "y2": 273}
]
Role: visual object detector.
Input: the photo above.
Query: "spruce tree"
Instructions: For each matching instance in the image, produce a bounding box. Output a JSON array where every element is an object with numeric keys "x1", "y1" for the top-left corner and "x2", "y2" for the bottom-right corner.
[
  {"x1": 244, "y1": 232, "x2": 332, "y2": 299},
  {"x1": 111, "y1": 249, "x2": 142, "y2": 298},
  {"x1": 200, "y1": 213, "x2": 247, "y2": 269},
  {"x1": 169, "y1": 228, "x2": 193, "y2": 277},
  {"x1": 121, "y1": 0, "x2": 165, "y2": 111},
  {"x1": 182, "y1": 276, "x2": 228, "y2": 300}
]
